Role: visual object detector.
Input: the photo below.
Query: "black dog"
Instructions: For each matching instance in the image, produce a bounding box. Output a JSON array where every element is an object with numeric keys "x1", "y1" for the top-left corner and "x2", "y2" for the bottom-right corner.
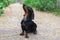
[{"x1": 20, "y1": 4, "x2": 37, "y2": 38}]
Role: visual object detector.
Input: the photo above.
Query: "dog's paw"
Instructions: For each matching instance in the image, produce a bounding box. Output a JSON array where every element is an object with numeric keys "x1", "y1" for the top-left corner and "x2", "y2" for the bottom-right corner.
[
  {"x1": 25, "y1": 36, "x2": 29, "y2": 38},
  {"x1": 20, "y1": 33, "x2": 24, "y2": 36},
  {"x1": 33, "y1": 31, "x2": 37, "y2": 34}
]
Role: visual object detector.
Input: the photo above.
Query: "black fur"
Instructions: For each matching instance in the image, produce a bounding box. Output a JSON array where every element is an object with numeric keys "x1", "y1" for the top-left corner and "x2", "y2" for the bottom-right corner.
[
  {"x1": 21, "y1": 21, "x2": 37, "y2": 33},
  {"x1": 20, "y1": 4, "x2": 37, "y2": 38}
]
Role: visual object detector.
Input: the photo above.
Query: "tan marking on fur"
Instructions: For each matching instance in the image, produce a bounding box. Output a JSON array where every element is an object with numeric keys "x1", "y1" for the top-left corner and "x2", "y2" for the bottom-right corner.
[{"x1": 24, "y1": 6, "x2": 28, "y2": 17}]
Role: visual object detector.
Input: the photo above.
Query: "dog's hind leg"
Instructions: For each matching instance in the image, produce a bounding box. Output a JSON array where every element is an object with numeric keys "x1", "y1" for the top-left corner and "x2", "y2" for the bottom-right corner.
[
  {"x1": 20, "y1": 25, "x2": 24, "y2": 36},
  {"x1": 33, "y1": 30, "x2": 37, "y2": 34},
  {"x1": 33, "y1": 24, "x2": 37, "y2": 34},
  {"x1": 25, "y1": 31, "x2": 29, "y2": 38},
  {"x1": 33, "y1": 26, "x2": 37, "y2": 34}
]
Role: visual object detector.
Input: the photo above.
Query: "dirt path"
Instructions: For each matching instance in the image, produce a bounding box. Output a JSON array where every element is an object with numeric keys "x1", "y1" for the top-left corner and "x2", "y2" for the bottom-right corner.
[{"x1": 0, "y1": 3, "x2": 60, "y2": 40}]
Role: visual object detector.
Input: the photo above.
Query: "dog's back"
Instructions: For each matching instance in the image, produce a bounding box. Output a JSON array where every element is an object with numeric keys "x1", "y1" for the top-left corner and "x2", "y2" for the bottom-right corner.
[{"x1": 25, "y1": 21, "x2": 37, "y2": 33}]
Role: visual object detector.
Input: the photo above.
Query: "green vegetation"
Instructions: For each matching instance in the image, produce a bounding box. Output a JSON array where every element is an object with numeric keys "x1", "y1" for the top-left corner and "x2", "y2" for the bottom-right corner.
[
  {"x1": 52, "y1": 7, "x2": 60, "y2": 16},
  {"x1": 24, "y1": 0, "x2": 60, "y2": 16},
  {"x1": 0, "y1": 0, "x2": 3, "y2": 16},
  {"x1": 24, "y1": 0, "x2": 56, "y2": 11},
  {"x1": 0, "y1": 0, "x2": 16, "y2": 16}
]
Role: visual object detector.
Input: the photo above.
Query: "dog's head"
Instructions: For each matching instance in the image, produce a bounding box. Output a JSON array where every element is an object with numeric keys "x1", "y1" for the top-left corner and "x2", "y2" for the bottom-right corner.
[{"x1": 23, "y1": 4, "x2": 28, "y2": 12}]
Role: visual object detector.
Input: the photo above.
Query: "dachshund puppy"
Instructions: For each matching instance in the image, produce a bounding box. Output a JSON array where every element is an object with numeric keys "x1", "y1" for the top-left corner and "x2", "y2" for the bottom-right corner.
[{"x1": 20, "y1": 4, "x2": 37, "y2": 38}]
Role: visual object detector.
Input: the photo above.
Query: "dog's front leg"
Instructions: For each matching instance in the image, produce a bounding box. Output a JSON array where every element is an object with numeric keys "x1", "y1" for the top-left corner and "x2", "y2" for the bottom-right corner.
[
  {"x1": 20, "y1": 25, "x2": 25, "y2": 36},
  {"x1": 25, "y1": 31, "x2": 29, "y2": 38},
  {"x1": 20, "y1": 29, "x2": 24, "y2": 36}
]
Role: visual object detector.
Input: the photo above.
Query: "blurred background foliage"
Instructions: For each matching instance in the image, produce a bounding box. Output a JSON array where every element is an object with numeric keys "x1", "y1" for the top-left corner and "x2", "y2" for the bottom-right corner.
[
  {"x1": 24, "y1": 0, "x2": 57, "y2": 11},
  {"x1": 0, "y1": 0, "x2": 16, "y2": 16},
  {"x1": 0, "y1": 0, "x2": 60, "y2": 16},
  {"x1": 24, "y1": 0, "x2": 60, "y2": 16}
]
